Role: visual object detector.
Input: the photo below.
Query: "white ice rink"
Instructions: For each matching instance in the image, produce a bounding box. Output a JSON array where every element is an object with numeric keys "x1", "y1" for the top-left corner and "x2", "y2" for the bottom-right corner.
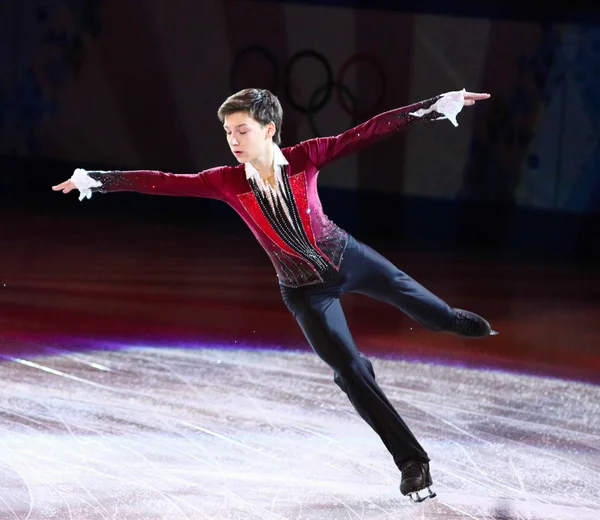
[{"x1": 0, "y1": 346, "x2": 598, "y2": 519}]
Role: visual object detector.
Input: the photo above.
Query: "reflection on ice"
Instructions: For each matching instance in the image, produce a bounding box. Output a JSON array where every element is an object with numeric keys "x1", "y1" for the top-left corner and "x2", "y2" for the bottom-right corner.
[{"x1": 0, "y1": 346, "x2": 598, "y2": 519}]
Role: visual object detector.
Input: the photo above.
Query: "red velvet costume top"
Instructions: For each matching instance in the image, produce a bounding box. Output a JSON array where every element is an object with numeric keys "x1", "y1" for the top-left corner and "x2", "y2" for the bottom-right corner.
[{"x1": 85, "y1": 95, "x2": 448, "y2": 287}]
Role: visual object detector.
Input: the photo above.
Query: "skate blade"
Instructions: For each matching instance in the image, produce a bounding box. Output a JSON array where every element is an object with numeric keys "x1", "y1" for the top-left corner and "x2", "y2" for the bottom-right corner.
[{"x1": 408, "y1": 487, "x2": 437, "y2": 504}]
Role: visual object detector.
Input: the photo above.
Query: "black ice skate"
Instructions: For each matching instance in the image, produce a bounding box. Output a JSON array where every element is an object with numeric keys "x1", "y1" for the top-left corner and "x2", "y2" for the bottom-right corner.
[
  {"x1": 399, "y1": 461, "x2": 437, "y2": 503},
  {"x1": 448, "y1": 308, "x2": 498, "y2": 338}
]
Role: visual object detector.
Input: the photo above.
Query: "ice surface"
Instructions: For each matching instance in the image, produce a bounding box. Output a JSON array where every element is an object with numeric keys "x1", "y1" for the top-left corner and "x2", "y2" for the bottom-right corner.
[{"x1": 0, "y1": 346, "x2": 598, "y2": 519}]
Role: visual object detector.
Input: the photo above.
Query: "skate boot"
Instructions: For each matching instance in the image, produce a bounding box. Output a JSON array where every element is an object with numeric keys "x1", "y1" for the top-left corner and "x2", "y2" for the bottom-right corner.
[
  {"x1": 448, "y1": 308, "x2": 498, "y2": 338},
  {"x1": 399, "y1": 461, "x2": 436, "y2": 503}
]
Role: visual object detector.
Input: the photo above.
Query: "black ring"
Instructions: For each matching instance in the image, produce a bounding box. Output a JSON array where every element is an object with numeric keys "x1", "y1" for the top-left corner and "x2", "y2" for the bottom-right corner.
[
  {"x1": 284, "y1": 49, "x2": 334, "y2": 114},
  {"x1": 336, "y1": 54, "x2": 387, "y2": 118},
  {"x1": 307, "y1": 82, "x2": 359, "y2": 138},
  {"x1": 230, "y1": 45, "x2": 279, "y2": 94}
]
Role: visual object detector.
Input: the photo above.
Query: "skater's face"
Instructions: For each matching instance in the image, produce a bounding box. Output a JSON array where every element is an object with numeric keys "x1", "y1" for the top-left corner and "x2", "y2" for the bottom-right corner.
[{"x1": 223, "y1": 111, "x2": 276, "y2": 164}]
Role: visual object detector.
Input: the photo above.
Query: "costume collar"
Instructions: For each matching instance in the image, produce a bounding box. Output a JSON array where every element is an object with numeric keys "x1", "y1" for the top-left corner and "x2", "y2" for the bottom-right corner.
[{"x1": 244, "y1": 144, "x2": 288, "y2": 180}]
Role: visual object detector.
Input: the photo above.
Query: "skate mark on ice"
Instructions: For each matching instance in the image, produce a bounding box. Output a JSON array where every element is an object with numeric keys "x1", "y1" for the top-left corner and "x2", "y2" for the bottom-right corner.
[
  {"x1": 0, "y1": 438, "x2": 35, "y2": 520},
  {"x1": 508, "y1": 456, "x2": 527, "y2": 496},
  {"x1": 182, "y1": 421, "x2": 281, "y2": 461}
]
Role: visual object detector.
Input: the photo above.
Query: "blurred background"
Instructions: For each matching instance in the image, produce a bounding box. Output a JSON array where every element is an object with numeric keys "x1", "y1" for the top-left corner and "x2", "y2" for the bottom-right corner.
[
  {"x1": 1, "y1": 0, "x2": 599, "y2": 381},
  {"x1": 2, "y1": 0, "x2": 600, "y2": 253}
]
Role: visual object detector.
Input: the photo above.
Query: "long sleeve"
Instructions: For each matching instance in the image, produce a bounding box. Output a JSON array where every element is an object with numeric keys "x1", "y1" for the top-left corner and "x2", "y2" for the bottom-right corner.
[
  {"x1": 71, "y1": 166, "x2": 227, "y2": 201},
  {"x1": 299, "y1": 90, "x2": 465, "y2": 170}
]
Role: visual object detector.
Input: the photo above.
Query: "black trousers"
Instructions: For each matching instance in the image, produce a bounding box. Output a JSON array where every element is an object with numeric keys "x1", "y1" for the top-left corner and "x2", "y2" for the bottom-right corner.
[{"x1": 280, "y1": 235, "x2": 454, "y2": 469}]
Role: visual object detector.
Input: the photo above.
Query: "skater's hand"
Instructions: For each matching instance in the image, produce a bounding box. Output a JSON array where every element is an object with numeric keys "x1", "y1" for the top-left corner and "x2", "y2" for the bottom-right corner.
[
  {"x1": 52, "y1": 179, "x2": 76, "y2": 195},
  {"x1": 463, "y1": 92, "x2": 490, "y2": 106},
  {"x1": 53, "y1": 169, "x2": 102, "y2": 200}
]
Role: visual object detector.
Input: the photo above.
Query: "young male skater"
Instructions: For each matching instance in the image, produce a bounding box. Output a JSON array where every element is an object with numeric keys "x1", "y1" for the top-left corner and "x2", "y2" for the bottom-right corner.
[{"x1": 53, "y1": 87, "x2": 494, "y2": 502}]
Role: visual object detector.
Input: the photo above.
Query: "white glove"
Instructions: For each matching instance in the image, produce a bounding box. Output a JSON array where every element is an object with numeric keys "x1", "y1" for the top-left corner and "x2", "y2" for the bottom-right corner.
[
  {"x1": 409, "y1": 88, "x2": 466, "y2": 127},
  {"x1": 70, "y1": 168, "x2": 103, "y2": 201}
]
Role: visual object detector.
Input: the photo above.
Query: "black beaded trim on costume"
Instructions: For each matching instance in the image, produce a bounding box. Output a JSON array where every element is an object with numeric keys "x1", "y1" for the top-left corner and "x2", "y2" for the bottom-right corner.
[
  {"x1": 250, "y1": 177, "x2": 328, "y2": 272},
  {"x1": 390, "y1": 95, "x2": 444, "y2": 124},
  {"x1": 249, "y1": 166, "x2": 329, "y2": 272},
  {"x1": 399, "y1": 110, "x2": 443, "y2": 124}
]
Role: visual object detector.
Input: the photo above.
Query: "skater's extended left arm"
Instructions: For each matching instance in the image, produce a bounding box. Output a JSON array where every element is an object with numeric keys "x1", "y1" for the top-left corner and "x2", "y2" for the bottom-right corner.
[{"x1": 299, "y1": 90, "x2": 490, "y2": 169}]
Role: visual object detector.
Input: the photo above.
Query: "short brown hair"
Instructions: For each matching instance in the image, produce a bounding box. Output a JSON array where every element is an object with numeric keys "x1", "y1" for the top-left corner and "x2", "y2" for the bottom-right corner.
[{"x1": 217, "y1": 88, "x2": 283, "y2": 145}]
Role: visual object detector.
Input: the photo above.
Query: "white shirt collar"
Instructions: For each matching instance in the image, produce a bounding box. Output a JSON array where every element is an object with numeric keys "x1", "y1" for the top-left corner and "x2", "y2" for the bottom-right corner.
[{"x1": 244, "y1": 144, "x2": 288, "y2": 180}]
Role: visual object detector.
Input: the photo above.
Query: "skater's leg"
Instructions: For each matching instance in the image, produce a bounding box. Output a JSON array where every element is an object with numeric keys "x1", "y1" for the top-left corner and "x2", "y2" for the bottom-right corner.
[
  {"x1": 330, "y1": 346, "x2": 435, "y2": 499},
  {"x1": 281, "y1": 283, "x2": 429, "y2": 468},
  {"x1": 342, "y1": 237, "x2": 493, "y2": 337},
  {"x1": 333, "y1": 351, "x2": 374, "y2": 392}
]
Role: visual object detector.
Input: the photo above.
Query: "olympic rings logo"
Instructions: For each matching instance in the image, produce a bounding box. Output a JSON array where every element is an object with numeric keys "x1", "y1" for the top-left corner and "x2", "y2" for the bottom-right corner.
[{"x1": 230, "y1": 46, "x2": 387, "y2": 136}]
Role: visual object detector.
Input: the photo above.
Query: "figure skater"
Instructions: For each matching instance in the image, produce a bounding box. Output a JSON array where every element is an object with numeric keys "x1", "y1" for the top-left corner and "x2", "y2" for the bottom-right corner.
[{"x1": 53, "y1": 87, "x2": 495, "y2": 503}]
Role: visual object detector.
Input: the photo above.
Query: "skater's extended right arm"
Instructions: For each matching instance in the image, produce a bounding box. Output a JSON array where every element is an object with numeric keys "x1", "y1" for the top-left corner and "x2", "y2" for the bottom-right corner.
[{"x1": 52, "y1": 166, "x2": 227, "y2": 201}]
